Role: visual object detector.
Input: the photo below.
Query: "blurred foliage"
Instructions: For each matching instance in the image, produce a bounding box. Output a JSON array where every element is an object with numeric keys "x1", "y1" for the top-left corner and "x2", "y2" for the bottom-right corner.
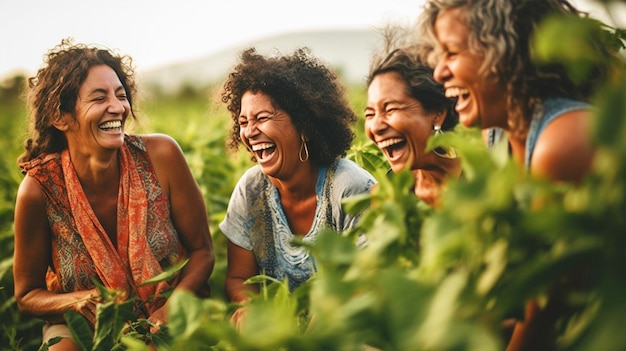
[
  {"x1": 2, "y1": 2, "x2": 626, "y2": 349},
  {"x1": 0, "y1": 71, "x2": 381, "y2": 350},
  {"x1": 0, "y1": 73, "x2": 42, "y2": 351}
]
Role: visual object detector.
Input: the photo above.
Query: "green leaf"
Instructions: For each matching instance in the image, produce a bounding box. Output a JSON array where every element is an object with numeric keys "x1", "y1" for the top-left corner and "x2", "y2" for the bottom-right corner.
[
  {"x1": 64, "y1": 310, "x2": 94, "y2": 351},
  {"x1": 166, "y1": 291, "x2": 233, "y2": 349},
  {"x1": 532, "y1": 15, "x2": 620, "y2": 85},
  {"x1": 307, "y1": 228, "x2": 358, "y2": 268},
  {"x1": 139, "y1": 258, "x2": 189, "y2": 286},
  {"x1": 92, "y1": 299, "x2": 136, "y2": 351},
  {"x1": 341, "y1": 192, "x2": 372, "y2": 216}
]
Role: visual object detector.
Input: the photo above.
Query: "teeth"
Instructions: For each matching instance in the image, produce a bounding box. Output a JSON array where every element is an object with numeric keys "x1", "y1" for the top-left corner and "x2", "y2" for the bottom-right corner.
[
  {"x1": 445, "y1": 87, "x2": 469, "y2": 98},
  {"x1": 99, "y1": 120, "x2": 122, "y2": 129},
  {"x1": 377, "y1": 138, "x2": 404, "y2": 149},
  {"x1": 251, "y1": 143, "x2": 275, "y2": 151}
]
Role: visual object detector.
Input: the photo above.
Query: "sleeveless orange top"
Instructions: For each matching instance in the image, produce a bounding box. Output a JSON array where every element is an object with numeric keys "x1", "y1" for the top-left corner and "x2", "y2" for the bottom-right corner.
[{"x1": 20, "y1": 135, "x2": 185, "y2": 316}]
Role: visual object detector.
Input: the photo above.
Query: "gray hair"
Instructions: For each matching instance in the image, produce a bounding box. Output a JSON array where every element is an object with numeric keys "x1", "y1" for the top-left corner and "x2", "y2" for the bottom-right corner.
[{"x1": 417, "y1": 0, "x2": 591, "y2": 137}]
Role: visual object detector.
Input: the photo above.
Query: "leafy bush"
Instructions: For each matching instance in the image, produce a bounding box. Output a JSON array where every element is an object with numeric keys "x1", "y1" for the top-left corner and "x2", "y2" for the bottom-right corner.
[{"x1": 2, "y1": 4, "x2": 626, "y2": 349}]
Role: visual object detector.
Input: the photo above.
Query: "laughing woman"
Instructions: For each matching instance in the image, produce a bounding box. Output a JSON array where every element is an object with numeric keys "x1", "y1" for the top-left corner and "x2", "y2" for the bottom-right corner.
[
  {"x1": 418, "y1": 0, "x2": 609, "y2": 184},
  {"x1": 220, "y1": 47, "x2": 376, "y2": 329},
  {"x1": 365, "y1": 29, "x2": 461, "y2": 207},
  {"x1": 418, "y1": 0, "x2": 619, "y2": 349},
  {"x1": 13, "y1": 39, "x2": 214, "y2": 351}
]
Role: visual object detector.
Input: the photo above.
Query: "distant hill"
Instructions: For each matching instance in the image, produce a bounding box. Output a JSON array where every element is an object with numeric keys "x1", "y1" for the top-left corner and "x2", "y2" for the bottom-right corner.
[{"x1": 139, "y1": 28, "x2": 384, "y2": 94}]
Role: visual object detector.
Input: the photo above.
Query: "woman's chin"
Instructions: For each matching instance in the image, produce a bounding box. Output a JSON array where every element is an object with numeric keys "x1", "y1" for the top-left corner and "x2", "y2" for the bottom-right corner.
[{"x1": 389, "y1": 162, "x2": 408, "y2": 173}]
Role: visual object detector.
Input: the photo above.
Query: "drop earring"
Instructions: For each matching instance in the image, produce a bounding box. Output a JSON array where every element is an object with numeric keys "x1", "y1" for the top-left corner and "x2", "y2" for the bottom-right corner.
[
  {"x1": 432, "y1": 125, "x2": 457, "y2": 159},
  {"x1": 299, "y1": 135, "x2": 309, "y2": 162}
]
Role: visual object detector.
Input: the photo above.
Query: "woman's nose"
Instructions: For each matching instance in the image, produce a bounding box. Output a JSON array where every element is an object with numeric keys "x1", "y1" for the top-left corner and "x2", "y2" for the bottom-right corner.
[
  {"x1": 242, "y1": 121, "x2": 259, "y2": 138},
  {"x1": 367, "y1": 113, "x2": 388, "y2": 135},
  {"x1": 108, "y1": 97, "x2": 127, "y2": 115},
  {"x1": 433, "y1": 58, "x2": 449, "y2": 83}
]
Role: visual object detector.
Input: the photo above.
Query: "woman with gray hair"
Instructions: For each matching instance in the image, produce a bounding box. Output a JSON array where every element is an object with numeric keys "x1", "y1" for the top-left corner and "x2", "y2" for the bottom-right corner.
[{"x1": 417, "y1": 0, "x2": 618, "y2": 349}]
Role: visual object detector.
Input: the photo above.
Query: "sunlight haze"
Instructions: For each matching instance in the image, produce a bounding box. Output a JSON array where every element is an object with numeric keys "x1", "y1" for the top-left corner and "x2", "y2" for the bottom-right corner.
[
  {"x1": 0, "y1": 0, "x2": 619, "y2": 79},
  {"x1": 0, "y1": 0, "x2": 426, "y2": 78}
]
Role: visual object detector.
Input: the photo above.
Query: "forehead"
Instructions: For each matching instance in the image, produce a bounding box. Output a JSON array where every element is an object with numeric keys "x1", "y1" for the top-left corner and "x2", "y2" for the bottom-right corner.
[
  {"x1": 80, "y1": 65, "x2": 122, "y2": 91},
  {"x1": 241, "y1": 90, "x2": 274, "y2": 109},
  {"x1": 434, "y1": 7, "x2": 469, "y2": 41},
  {"x1": 369, "y1": 71, "x2": 409, "y2": 94}
]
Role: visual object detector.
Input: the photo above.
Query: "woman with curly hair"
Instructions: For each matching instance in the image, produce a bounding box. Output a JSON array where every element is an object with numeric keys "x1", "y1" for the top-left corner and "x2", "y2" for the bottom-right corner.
[
  {"x1": 418, "y1": 0, "x2": 611, "y2": 183},
  {"x1": 13, "y1": 39, "x2": 214, "y2": 350},
  {"x1": 365, "y1": 28, "x2": 461, "y2": 207},
  {"x1": 417, "y1": 0, "x2": 617, "y2": 349},
  {"x1": 220, "y1": 47, "x2": 376, "y2": 329}
]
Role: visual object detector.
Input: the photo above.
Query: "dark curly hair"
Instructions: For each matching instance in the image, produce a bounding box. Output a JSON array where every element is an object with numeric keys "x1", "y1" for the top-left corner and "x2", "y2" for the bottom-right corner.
[
  {"x1": 367, "y1": 27, "x2": 458, "y2": 131},
  {"x1": 418, "y1": 0, "x2": 617, "y2": 138},
  {"x1": 221, "y1": 47, "x2": 357, "y2": 166},
  {"x1": 18, "y1": 38, "x2": 137, "y2": 164}
]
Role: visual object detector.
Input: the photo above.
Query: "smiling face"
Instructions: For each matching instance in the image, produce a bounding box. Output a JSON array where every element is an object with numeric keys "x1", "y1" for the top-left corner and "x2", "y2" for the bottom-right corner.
[
  {"x1": 365, "y1": 71, "x2": 442, "y2": 173},
  {"x1": 239, "y1": 91, "x2": 303, "y2": 180},
  {"x1": 58, "y1": 64, "x2": 129, "y2": 152},
  {"x1": 432, "y1": 8, "x2": 508, "y2": 129}
]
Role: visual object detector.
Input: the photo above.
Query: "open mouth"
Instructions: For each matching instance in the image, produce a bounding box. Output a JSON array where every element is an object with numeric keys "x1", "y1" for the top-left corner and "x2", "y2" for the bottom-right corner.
[
  {"x1": 445, "y1": 87, "x2": 471, "y2": 114},
  {"x1": 99, "y1": 120, "x2": 122, "y2": 131},
  {"x1": 445, "y1": 87, "x2": 469, "y2": 100},
  {"x1": 251, "y1": 142, "x2": 276, "y2": 160},
  {"x1": 377, "y1": 138, "x2": 406, "y2": 160}
]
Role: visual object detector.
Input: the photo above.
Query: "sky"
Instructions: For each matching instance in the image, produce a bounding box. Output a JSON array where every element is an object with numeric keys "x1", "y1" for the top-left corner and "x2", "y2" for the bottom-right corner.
[
  {"x1": 0, "y1": 0, "x2": 427, "y2": 78},
  {"x1": 0, "y1": 0, "x2": 620, "y2": 80}
]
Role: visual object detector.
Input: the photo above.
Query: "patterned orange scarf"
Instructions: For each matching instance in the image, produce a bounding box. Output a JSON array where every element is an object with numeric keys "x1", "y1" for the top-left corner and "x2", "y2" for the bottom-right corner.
[{"x1": 59, "y1": 144, "x2": 175, "y2": 314}]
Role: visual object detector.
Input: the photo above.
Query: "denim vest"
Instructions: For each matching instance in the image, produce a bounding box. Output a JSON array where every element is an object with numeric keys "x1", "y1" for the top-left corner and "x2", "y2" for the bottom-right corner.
[
  {"x1": 525, "y1": 98, "x2": 591, "y2": 169},
  {"x1": 486, "y1": 98, "x2": 591, "y2": 171}
]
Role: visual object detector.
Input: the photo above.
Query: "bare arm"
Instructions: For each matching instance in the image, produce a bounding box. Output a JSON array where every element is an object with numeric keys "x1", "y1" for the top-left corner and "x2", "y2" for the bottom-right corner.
[
  {"x1": 143, "y1": 134, "x2": 215, "y2": 296},
  {"x1": 13, "y1": 175, "x2": 100, "y2": 325},
  {"x1": 530, "y1": 110, "x2": 594, "y2": 184},
  {"x1": 225, "y1": 240, "x2": 259, "y2": 330},
  {"x1": 508, "y1": 110, "x2": 595, "y2": 350},
  {"x1": 225, "y1": 240, "x2": 259, "y2": 303}
]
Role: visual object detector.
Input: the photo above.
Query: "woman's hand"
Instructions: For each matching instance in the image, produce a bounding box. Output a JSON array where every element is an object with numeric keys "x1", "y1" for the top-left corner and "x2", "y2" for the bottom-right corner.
[
  {"x1": 148, "y1": 302, "x2": 169, "y2": 334},
  {"x1": 230, "y1": 306, "x2": 248, "y2": 331},
  {"x1": 69, "y1": 288, "x2": 101, "y2": 327}
]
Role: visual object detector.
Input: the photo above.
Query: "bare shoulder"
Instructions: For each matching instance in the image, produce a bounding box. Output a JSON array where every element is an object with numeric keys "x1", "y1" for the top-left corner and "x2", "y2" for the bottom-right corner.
[
  {"x1": 137, "y1": 134, "x2": 193, "y2": 193},
  {"x1": 14, "y1": 174, "x2": 48, "y2": 236},
  {"x1": 139, "y1": 133, "x2": 184, "y2": 160},
  {"x1": 16, "y1": 174, "x2": 45, "y2": 206},
  {"x1": 531, "y1": 109, "x2": 594, "y2": 183}
]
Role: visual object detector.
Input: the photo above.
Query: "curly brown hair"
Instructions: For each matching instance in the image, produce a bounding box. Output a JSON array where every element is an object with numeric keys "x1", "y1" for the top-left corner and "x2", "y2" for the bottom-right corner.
[
  {"x1": 221, "y1": 47, "x2": 357, "y2": 166},
  {"x1": 18, "y1": 38, "x2": 137, "y2": 164},
  {"x1": 418, "y1": 0, "x2": 615, "y2": 138}
]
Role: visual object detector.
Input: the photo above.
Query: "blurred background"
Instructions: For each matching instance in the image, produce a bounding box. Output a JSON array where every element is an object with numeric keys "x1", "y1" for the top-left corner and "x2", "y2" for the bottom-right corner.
[
  {"x1": 1, "y1": 1, "x2": 625, "y2": 350},
  {"x1": 1, "y1": 0, "x2": 621, "y2": 90}
]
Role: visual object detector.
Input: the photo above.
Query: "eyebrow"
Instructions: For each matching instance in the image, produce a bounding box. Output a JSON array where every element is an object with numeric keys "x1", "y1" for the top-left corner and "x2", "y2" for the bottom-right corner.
[
  {"x1": 239, "y1": 109, "x2": 276, "y2": 118},
  {"x1": 86, "y1": 85, "x2": 126, "y2": 96},
  {"x1": 364, "y1": 100, "x2": 407, "y2": 113}
]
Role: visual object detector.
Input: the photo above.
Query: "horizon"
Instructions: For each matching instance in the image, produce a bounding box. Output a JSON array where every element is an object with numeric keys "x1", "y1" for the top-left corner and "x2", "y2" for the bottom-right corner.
[
  {"x1": 0, "y1": 0, "x2": 425, "y2": 80},
  {"x1": 1, "y1": 0, "x2": 619, "y2": 81}
]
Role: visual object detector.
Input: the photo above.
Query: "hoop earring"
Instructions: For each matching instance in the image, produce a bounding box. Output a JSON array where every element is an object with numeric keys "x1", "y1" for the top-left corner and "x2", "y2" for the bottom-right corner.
[
  {"x1": 432, "y1": 125, "x2": 457, "y2": 159},
  {"x1": 299, "y1": 135, "x2": 310, "y2": 162}
]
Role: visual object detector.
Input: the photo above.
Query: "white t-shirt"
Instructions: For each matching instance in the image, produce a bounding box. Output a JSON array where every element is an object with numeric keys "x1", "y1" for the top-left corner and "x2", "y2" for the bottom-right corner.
[{"x1": 219, "y1": 158, "x2": 376, "y2": 290}]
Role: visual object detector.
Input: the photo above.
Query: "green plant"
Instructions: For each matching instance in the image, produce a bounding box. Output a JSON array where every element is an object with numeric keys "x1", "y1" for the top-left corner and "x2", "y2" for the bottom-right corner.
[{"x1": 2, "y1": 3, "x2": 626, "y2": 349}]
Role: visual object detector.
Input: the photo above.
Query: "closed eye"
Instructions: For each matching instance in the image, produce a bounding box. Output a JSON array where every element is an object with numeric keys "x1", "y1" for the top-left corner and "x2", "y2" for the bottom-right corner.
[{"x1": 384, "y1": 107, "x2": 399, "y2": 115}]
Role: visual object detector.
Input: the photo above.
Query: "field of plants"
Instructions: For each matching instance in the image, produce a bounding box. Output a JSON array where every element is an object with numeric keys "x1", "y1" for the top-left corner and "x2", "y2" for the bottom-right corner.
[{"x1": 1, "y1": 6, "x2": 626, "y2": 350}]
